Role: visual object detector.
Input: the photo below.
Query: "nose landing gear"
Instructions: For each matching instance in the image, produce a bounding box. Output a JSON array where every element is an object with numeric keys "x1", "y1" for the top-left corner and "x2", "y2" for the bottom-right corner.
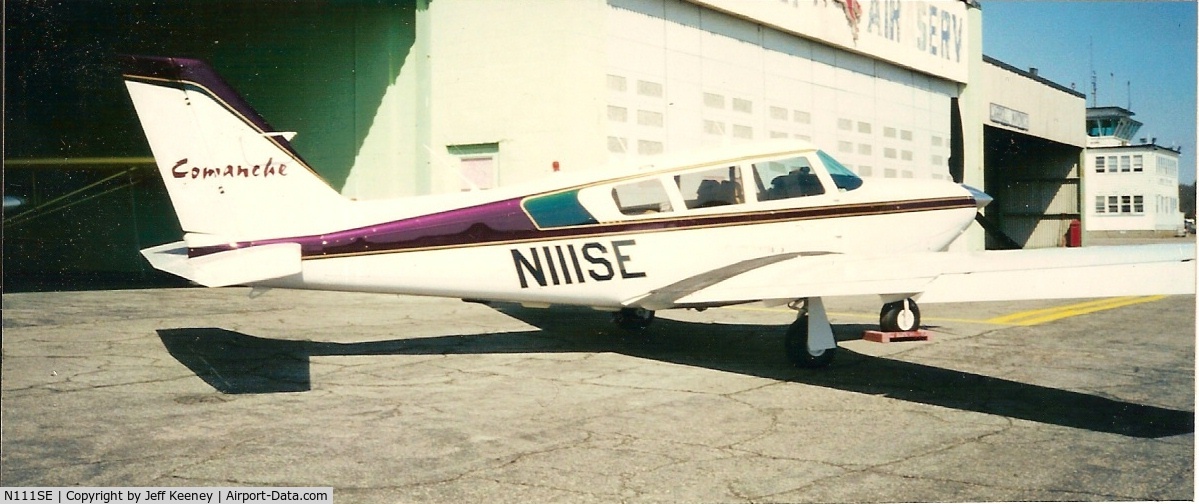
[{"x1": 879, "y1": 298, "x2": 921, "y2": 332}]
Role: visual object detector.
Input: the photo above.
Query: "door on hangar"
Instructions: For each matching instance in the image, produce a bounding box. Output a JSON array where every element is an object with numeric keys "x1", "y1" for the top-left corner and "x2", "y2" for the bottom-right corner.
[{"x1": 983, "y1": 126, "x2": 1083, "y2": 249}]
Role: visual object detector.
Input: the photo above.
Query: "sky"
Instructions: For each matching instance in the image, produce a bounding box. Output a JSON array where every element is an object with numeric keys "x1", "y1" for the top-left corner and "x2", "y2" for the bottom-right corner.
[{"x1": 981, "y1": 1, "x2": 1197, "y2": 184}]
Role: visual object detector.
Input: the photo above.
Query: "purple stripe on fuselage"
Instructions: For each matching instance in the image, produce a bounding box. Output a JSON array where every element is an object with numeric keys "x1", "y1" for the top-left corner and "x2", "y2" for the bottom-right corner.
[
  {"x1": 189, "y1": 197, "x2": 538, "y2": 258},
  {"x1": 188, "y1": 196, "x2": 977, "y2": 259},
  {"x1": 119, "y1": 55, "x2": 305, "y2": 162}
]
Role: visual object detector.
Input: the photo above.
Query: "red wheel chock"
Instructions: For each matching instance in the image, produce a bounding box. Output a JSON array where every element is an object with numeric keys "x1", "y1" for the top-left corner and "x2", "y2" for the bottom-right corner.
[{"x1": 863, "y1": 329, "x2": 930, "y2": 343}]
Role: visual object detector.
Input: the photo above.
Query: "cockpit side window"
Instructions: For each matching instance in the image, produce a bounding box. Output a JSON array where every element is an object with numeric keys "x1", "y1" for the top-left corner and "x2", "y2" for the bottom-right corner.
[
  {"x1": 753, "y1": 156, "x2": 825, "y2": 201},
  {"x1": 675, "y1": 166, "x2": 745, "y2": 209},
  {"x1": 612, "y1": 179, "x2": 673, "y2": 215}
]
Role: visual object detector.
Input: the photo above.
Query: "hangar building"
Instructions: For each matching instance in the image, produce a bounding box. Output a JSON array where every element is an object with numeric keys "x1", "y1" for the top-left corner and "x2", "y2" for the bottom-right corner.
[{"x1": 4, "y1": 0, "x2": 1091, "y2": 288}]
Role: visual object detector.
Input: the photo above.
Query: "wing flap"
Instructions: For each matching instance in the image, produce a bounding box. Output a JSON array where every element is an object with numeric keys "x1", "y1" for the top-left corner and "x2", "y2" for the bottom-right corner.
[{"x1": 141, "y1": 241, "x2": 302, "y2": 288}]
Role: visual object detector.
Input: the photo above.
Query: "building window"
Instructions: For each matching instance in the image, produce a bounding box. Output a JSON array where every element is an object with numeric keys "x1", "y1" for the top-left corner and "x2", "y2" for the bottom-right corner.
[
  {"x1": 1133, "y1": 195, "x2": 1144, "y2": 213},
  {"x1": 607, "y1": 136, "x2": 627, "y2": 153},
  {"x1": 637, "y1": 140, "x2": 663, "y2": 155},
  {"x1": 732, "y1": 98, "x2": 753, "y2": 114},
  {"x1": 703, "y1": 93, "x2": 725, "y2": 109},
  {"x1": 1133, "y1": 155, "x2": 1143, "y2": 172},
  {"x1": 607, "y1": 74, "x2": 627, "y2": 92},
  {"x1": 1095, "y1": 156, "x2": 1105, "y2": 173},
  {"x1": 636, "y1": 110, "x2": 663, "y2": 127},
  {"x1": 1095, "y1": 195, "x2": 1105, "y2": 214},
  {"x1": 1120, "y1": 155, "x2": 1131, "y2": 172},
  {"x1": 1120, "y1": 195, "x2": 1132, "y2": 213},
  {"x1": 637, "y1": 80, "x2": 663, "y2": 97},
  {"x1": 608, "y1": 106, "x2": 628, "y2": 122},
  {"x1": 1107, "y1": 195, "x2": 1119, "y2": 213}
]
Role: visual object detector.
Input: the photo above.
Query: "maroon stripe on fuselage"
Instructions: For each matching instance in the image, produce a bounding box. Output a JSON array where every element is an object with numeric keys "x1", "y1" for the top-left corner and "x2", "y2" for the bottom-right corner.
[{"x1": 188, "y1": 196, "x2": 976, "y2": 259}]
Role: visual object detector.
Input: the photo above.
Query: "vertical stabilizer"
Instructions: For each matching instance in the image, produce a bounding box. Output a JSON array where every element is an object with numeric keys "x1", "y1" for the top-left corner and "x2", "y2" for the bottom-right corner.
[{"x1": 121, "y1": 55, "x2": 347, "y2": 241}]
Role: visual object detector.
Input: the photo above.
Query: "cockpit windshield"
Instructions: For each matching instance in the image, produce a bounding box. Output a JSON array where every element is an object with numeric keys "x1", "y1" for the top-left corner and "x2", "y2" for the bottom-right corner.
[{"x1": 816, "y1": 150, "x2": 863, "y2": 191}]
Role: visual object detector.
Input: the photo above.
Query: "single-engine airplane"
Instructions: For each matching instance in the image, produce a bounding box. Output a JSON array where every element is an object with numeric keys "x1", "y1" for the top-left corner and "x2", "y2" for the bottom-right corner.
[{"x1": 122, "y1": 55, "x2": 1195, "y2": 368}]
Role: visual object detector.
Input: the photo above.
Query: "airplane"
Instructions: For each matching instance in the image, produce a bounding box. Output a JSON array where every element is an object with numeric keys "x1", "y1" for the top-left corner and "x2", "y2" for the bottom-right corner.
[{"x1": 121, "y1": 55, "x2": 1196, "y2": 368}]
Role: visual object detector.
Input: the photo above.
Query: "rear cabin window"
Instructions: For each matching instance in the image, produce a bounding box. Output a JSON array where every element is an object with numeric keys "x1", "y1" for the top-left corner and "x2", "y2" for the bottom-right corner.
[
  {"x1": 675, "y1": 166, "x2": 746, "y2": 209},
  {"x1": 522, "y1": 189, "x2": 599, "y2": 228},
  {"x1": 753, "y1": 156, "x2": 825, "y2": 201},
  {"x1": 612, "y1": 179, "x2": 673, "y2": 215}
]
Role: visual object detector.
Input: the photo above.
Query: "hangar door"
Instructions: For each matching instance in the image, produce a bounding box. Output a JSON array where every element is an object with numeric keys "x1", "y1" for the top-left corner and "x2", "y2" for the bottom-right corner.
[{"x1": 983, "y1": 126, "x2": 1082, "y2": 249}]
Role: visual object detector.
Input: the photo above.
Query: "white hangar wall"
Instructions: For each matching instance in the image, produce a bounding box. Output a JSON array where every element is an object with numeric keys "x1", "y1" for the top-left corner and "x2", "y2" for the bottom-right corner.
[
  {"x1": 603, "y1": 0, "x2": 967, "y2": 182},
  {"x1": 339, "y1": 0, "x2": 975, "y2": 200},
  {"x1": 341, "y1": 0, "x2": 611, "y2": 199}
]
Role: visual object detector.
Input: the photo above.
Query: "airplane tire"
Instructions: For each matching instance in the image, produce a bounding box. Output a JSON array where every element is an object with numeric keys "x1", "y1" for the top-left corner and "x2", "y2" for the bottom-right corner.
[
  {"x1": 613, "y1": 308, "x2": 655, "y2": 332},
  {"x1": 785, "y1": 316, "x2": 836, "y2": 368},
  {"x1": 879, "y1": 299, "x2": 921, "y2": 332}
]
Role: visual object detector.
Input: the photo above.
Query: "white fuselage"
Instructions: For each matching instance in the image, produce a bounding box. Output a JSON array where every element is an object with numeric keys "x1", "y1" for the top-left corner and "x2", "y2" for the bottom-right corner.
[{"x1": 262, "y1": 171, "x2": 978, "y2": 310}]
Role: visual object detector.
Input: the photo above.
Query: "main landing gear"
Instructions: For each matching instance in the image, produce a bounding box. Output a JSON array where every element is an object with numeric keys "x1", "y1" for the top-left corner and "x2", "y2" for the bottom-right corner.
[
  {"x1": 613, "y1": 307, "x2": 655, "y2": 332},
  {"x1": 784, "y1": 297, "x2": 923, "y2": 368},
  {"x1": 784, "y1": 298, "x2": 837, "y2": 368}
]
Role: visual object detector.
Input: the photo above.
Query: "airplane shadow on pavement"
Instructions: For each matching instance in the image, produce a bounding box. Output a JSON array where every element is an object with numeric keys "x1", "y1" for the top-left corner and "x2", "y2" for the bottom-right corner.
[{"x1": 157, "y1": 304, "x2": 1194, "y2": 439}]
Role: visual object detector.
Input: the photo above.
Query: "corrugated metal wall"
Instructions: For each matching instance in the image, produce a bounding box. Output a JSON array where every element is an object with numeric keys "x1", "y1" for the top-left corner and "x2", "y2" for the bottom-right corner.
[{"x1": 984, "y1": 126, "x2": 1083, "y2": 249}]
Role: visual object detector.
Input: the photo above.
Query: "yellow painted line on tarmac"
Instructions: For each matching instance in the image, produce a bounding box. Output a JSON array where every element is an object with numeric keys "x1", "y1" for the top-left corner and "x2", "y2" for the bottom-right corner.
[{"x1": 983, "y1": 296, "x2": 1167, "y2": 326}]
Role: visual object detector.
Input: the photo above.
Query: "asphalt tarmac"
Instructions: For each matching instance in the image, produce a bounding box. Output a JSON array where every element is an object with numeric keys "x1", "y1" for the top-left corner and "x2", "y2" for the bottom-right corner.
[{"x1": 2, "y1": 288, "x2": 1194, "y2": 502}]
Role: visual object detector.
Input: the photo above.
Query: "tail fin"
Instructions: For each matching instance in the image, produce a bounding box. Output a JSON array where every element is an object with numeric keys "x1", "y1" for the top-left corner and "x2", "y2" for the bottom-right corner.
[{"x1": 121, "y1": 55, "x2": 347, "y2": 242}]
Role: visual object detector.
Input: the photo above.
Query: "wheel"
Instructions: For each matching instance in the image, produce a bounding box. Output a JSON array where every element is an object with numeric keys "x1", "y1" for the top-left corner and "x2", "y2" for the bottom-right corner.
[
  {"x1": 879, "y1": 298, "x2": 921, "y2": 332},
  {"x1": 613, "y1": 308, "x2": 655, "y2": 331},
  {"x1": 784, "y1": 316, "x2": 836, "y2": 368}
]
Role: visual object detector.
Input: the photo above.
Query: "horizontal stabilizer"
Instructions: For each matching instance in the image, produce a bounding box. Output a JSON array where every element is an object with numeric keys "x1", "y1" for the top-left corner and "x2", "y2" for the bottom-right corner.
[{"x1": 141, "y1": 242, "x2": 301, "y2": 288}]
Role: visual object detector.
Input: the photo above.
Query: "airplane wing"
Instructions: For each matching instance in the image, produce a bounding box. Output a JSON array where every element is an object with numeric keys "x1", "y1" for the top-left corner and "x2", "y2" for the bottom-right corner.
[{"x1": 626, "y1": 243, "x2": 1196, "y2": 310}]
